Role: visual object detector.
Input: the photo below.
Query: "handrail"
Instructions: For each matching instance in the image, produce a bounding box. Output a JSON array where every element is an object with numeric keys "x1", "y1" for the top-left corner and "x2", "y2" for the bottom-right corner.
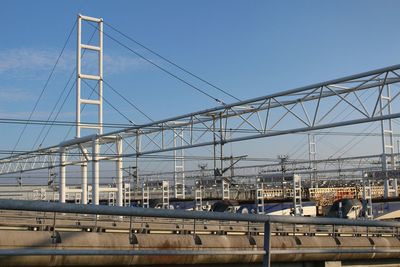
[{"x1": 0, "y1": 199, "x2": 398, "y2": 228}]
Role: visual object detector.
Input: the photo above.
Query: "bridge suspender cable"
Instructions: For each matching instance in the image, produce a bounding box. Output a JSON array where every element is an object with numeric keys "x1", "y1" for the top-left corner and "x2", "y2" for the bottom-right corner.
[
  {"x1": 87, "y1": 22, "x2": 229, "y2": 106},
  {"x1": 103, "y1": 21, "x2": 242, "y2": 103},
  {"x1": 11, "y1": 20, "x2": 77, "y2": 155}
]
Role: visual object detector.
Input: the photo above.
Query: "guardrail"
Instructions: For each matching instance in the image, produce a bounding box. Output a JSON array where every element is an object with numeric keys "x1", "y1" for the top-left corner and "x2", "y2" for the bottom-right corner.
[{"x1": 0, "y1": 199, "x2": 400, "y2": 267}]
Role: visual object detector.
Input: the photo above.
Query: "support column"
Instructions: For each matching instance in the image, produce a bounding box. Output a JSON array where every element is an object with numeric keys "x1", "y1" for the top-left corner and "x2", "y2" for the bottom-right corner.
[
  {"x1": 263, "y1": 222, "x2": 271, "y2": 267},
  {"x1": 380, "y1": 84, "x2": 398, "y2": 198},
  {"x1": 59, "y1": 147, "x2": 66, "y2": 203},
  {"x1": 293, "y1": 174, "x2": 303, "y2": 216},
  {"x1": 308, "y1": 133, "x2": 317, "y2": 188},
  {"x1": 135, "y1": 131, "x2": 141, "y2": 190},
  {"x1": 76, "y1": 14, "x2": 103, "y2": 204},
  {"x1": 76, "y1": 14, "x2": 103, "y2": 137},
  {"x1": 162, "y1": 181, "x2": 169, "y2": 209},
  {"x1": 92, "y1": 138, "x2": 100, "y2": 205},
  {"x1": 256, "y1": 179, "x2": 264, "y2": 214},
  {"x1": 142, "y1": 182, "x2": 149, "y2": 208},
  {"x1": 362, "y1": 173, "x2": 373, "y2": 219},
  {"x1": 195, "y1": 180, "x2": 203, "y2": 211},
  {"x1": 116, "y1": 136, "x2": 123, "y2": 207},
  {"x1": 173, "y1": 128, "x2": 185, "y2": 199},
  {"x1": 81, "y1": 162, "x2": 87, "y2": 204}
]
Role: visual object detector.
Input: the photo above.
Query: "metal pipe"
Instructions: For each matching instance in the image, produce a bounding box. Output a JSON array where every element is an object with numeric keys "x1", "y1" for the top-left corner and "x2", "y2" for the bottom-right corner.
[
  {"x1": 81, "y1": 161, "x2": 87, "y2": 205},
  {"x1": 103, "y1": 65, "x2": 400, "y2": 138},
  {"x1": 0, "y1": 199, "x2": 399, "y2": 228},
  {"x1": 76, "y1": 15, "x2": 81, "y2": 139},
  {"x1": 92, "y1": 139, "x2": 100, "y2": 205},
  {"x1": 79, "y1": 14, "x2": 102, "y2": 23},
  {"x1": 3, "y1": 66, "x2": 400, "y2": 165},
  {"x1": 0, "y1": 249, "x2": 266, "y2": 256},
  {"x1": 0, "y1": 248, "x2": 400, "y2": 256},
  {"x1": 59, "y1": 148, "x2": 66, "y2": 203},
  {"x1": 116, "y1": 137, "x2": 123, "y2": 207},
  {"x1": 272, "y1": 248, "x2": 400, "y2": 254},
  {"x1": 122, "y1": 112, "x2": 400, "y2": 158}
]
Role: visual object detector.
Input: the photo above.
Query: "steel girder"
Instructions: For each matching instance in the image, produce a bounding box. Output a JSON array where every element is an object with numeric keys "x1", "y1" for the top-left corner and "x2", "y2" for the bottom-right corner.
[{"x1": 1, "y1": 65, "x2": 400, "y2": 175}]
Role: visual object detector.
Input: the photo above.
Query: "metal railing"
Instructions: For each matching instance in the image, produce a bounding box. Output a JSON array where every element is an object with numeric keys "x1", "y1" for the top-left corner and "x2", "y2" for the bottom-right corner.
[{"x1": 0, "y1": 199, "x2": 400, "y2": 267}]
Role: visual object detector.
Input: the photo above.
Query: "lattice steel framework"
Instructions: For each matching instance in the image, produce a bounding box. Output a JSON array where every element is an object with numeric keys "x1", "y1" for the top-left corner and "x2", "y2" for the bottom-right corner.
[
  {"x1": 173, "y1": 127, "x2": 185, "y2": 199},
  {"x1": 292, "y1": 174, "x2": 303, "y2": 216},
  {"x1": 76, "y1": 14, "x2": 103, "y2": 137},
  {"x1": 256, "y1": 181, "x2": 264, "y2": 214},
  {"x1": 380, "y1": 85, "x2": 398, "y2": 197},
  {"x1": 2, "y1": 65, "x2": 400, "y2": 202},
  {"x1": 308, "y1": 134, "x2": 317, "y2": 187}
]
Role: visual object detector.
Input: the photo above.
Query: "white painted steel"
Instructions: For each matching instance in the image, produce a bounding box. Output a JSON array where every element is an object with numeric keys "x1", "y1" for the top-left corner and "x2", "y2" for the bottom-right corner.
[
  {"x1": 59, "y1": 148, "x2": 66, "y2": 203},
  {"x1": 116, "y1": 136, "x2": 123, "y2": 207},
  {"x1": 92, "y1": 138, "x2": 100, "y2": 205}
]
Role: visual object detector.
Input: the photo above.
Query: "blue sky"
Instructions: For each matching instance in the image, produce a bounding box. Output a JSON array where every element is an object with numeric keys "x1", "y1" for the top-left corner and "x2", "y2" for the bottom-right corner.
[{"x1": 0, "y1": 0, "x2": 400, "y2": 160}]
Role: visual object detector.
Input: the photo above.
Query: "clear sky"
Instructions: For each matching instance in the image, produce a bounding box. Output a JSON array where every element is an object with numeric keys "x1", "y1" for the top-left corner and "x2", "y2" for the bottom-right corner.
[{"x1": 0, "y1": 0, "x2": 400, "y2": 163}]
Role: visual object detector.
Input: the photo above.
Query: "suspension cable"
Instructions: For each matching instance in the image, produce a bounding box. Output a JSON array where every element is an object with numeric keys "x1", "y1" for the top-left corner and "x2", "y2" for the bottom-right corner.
[
  {"x1": 87, "y1": 22, "x2": 226, "y2": 105},
  {"x1": 104, "y1": 21, "x2": 241, "y2": 102},
  {"x1": 11, "y1": 19, "x2": 77, "y2": 154}
]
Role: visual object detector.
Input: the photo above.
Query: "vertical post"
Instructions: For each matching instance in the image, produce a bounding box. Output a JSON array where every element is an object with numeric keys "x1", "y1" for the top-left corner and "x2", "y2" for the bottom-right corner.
[
  {"x1": 98, "y1": 17, "x2": 103, "y2": 135},
  {"x1": 92, "y1": 138, "x2": 100, "y2": 205},
  {"x1": 263, "y1": 221, "x2": 271, "y2": 267},
  {"x1": 256, "y1": 179, "x2": 264, "y2": 214},
  {"x1": 59, "y1": 147, "x2": 66, "y2": 203},
  {"x1": 142, "y1": 182, "x2": 149, "y2": 208},
  {"x1": 76, "y1": 15, "x2": 82, "y2": 138},
  {"x1": 81, "y1": 161, "x2": 88, "y2": 204},
  {"x1": 135, "y1": 131, "x2": 141, "y2": 190},
  {"x1": 362, "y1": 173, "x2": 373, "y2": 219},
  {"x1": 222, "y1": 179, "x2": 230, "y2": 200},
  {"x1": 308, "y1": 134, "x2": 317, "y2": 188},
  {"x1": 76, "y1": 14, "x2": 103, "y2": 204},
  {"x1": 76, "y1": 14, "x2": 104, "y2": 136},
  {"x1": 76, "y1": 15, "x2": 83, "y2": 205},
  {"x1": 162, "y1": 181, "x2": 170, "y2": 209},
  {"x1": 195, "y1": 180, "x2": 203, "y2": 211},
  {"x1": 293, "y1": 174, "x2": 303, "y2": 216},
  {"x1": 173, "y1": 127, "x2": 185, "y2": 199},
  {"x1": 116, "y1": 136, "x2": 123, "y2": 207},
  {"x1": 212, "y1": 116, "x2": 217, "y2": 181},
  {"x1": 220, "y1": 114, "x2": 224, "y2": 175},
  {"x1": 380, "y1": 84, "x2": 397, "y2": 198}
]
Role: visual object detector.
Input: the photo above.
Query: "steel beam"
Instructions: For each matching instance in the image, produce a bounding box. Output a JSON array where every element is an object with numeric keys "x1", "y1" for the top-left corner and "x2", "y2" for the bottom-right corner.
[{"x1": 2, "y1": 65, "x2": 400, "y2": 176}]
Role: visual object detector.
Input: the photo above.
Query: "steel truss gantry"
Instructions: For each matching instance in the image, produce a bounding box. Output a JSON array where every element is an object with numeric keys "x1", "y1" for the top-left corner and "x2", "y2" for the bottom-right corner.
[
  {"x1": 380, "y1": 84, "x2": 398, "y2": 197},
  {"x1": 308, "y1": 134, "x2": 317, "y2": 187},
  {"x1": 2, "y1": 64, "x2": 400, "y2": 203},
  {"x1": 173, "y1": 127, "x2": 185, "y2": 199}
]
